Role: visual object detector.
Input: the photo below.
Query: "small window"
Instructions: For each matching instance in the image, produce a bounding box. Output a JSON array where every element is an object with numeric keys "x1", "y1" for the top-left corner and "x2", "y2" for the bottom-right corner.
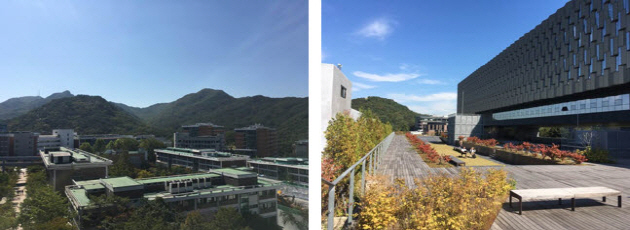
[{"x1": 340, "y1": 85, "x2": 347, "y2": 98}]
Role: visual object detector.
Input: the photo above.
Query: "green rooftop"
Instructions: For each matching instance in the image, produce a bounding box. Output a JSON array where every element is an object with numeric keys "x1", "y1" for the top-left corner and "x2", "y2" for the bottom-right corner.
[
  {"x1": 69, "y1": 188, "x2": 91, "y2": 207},
  {"x1": 212, "y1": 168, "x2": 255, "y2": 176},
  {"x1": 137, "y1": 173, "x2": 221, "y2": 185},
  {"x1": 101, "y1": 177, "x2": 142, "y2": 188}
]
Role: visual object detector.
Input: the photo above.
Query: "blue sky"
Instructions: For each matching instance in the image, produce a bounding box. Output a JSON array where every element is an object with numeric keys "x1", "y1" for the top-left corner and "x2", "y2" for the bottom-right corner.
[
  {"x1": 323, "y1": 0, "x2": 570, "y2": 116},
  {"x1": 0, "y1": 0, "x2": 307, "y2": 107}
]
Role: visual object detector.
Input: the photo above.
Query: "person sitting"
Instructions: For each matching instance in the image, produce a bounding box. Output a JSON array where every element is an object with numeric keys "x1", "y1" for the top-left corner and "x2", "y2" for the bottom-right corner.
[
  {"x1": 470, "y1": 147, "x2": 477, "y2": 158},
  {"x1": 459, "y1": 147, "x2": 468, "y2": 157}
]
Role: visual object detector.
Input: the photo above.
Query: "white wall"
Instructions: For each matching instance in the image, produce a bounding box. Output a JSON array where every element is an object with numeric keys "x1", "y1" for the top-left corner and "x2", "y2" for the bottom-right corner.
[{"x1": 321, "y1": 63, "x2": 353, "y2": 135}]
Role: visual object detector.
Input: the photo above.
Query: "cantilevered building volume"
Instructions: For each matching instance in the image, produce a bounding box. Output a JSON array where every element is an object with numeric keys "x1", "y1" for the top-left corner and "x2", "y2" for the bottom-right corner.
[
  {"x1": 453, "y1": 0, "x2": 630, "y2": 158},
  {"x1": 66, "y1": 168, "x2": 280, "y2": 228}
]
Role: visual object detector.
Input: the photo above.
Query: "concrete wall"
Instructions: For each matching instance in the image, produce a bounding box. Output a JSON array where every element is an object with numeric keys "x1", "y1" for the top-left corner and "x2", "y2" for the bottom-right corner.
[
  {"x1": 53, "y1": 129, "x2": 75, "y2": 148},
  {"x1": 321, "y1": 63, "x2": 353, "y2": 135},
  {"x1": 447, "y1": 115, "x2": 483, "y2": 145}
]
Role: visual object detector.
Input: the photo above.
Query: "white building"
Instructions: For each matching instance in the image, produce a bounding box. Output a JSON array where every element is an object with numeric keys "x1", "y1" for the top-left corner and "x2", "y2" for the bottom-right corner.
[
  {"x1": 321, "y1": 64, "x2": 361, "y2": 134},
  {"x1": 37, "y1": 129, "x2": 75, "y2": 150}
]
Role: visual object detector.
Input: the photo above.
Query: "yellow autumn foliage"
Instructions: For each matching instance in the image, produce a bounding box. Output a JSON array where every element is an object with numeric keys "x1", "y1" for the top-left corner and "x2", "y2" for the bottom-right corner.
[{"x1": 358, "y1": 168, "x2": 514, "y2": 230}]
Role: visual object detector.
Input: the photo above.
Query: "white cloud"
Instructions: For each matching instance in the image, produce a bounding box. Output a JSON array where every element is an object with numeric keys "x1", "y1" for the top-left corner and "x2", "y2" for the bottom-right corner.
[
  {"x1": 407, "y1": 101, "x2": 456, "y2": 116},
  {"x1": 353, "y1": 71, "x2": 420, "y2": 82},
  {"x1": 416, "y1": 79, "x2": 444, "y2": 85},
  {"x1": 387, "y1": 92, "x2": 457, "y2": 102},
  {"x1": 352, "y1": 82, "x2": 376, "y2": 92},
  {"x1": 321, "y1": 49, "x2": 327, "y2": 61},
  {"x1": 356, "y1": 18, "x2": 395, "y2": 40},
  {"x1": 399, "y1": 63, "x2": 409, "y2": 70}
]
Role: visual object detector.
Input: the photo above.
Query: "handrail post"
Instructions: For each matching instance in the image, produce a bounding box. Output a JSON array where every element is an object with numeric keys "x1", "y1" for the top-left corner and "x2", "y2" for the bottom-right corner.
[
  {"x1": 348, "y1": 169, "x2": 355, "y2": 223},
  {"x1": 328, "y1": 185, "x2": 335, "y2": 230},
  {"x1": 361, "y1": 160, "x2": 366, "y2": 195},
  {"x1": 368, "y1": 155, "x2": 373, "y2": 175}
]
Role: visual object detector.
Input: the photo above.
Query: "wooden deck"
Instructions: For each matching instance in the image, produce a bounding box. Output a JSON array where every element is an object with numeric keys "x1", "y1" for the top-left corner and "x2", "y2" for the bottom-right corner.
[{"x1": 377, "y1": 134, "x2": 630, "y2": 230}]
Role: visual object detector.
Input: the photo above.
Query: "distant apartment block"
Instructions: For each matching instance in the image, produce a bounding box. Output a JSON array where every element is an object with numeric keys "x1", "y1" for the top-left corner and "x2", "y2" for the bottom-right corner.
[
  {"x1": 234, "y1": 124, "x2": 278, "y2": 158},
  {"x1": 37, "y1": 129, "x2": 75, "y2": 150},
  {"x1": 292, "y1": 140, "x2": 308, "y2": 158},
  {"x1": 155, "y1": 147, "x2": 248, "y2": 171},
  {"x1": 40, "y1": 147, "x2": 113, "y2": 191},
  {"x1": 66, "y1": 168, "x2": 280, "y2": 227},
  {"x1": 174, "y1": 123, "x2": 226, "y2": 150},
  {"x1": 415, "y1": 115, "x2": 448, "y2": 135},
  {"x1": 0, "y1": 132, "x2": 38, "y2": 157},
  {"x1": 247, "y1": 157, "x2": 308, "y2": 185},
  {"x1": 0, "y1": 124, "x2": 6, "y2": 132}
]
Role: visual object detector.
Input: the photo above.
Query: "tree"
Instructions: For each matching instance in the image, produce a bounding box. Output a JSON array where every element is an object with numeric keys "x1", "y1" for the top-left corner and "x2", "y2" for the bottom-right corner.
[
  {"x1": 113, "y1": 138, "x2": 139, "y2": 152},
  {"x1": 181, "y1": 211, "x2": 210, "y2": 230},
  {"x1": 79, "y1": 142, "x2": 94, "y2": 153},
  {"x1": 138, "y1": 138, "x2": 166, "y2": 163},
  {"x1": 207, "y1": 208, "x2": 249, "y2": 230},
  {"x1": 106, "y1": 141, "x2": 114, "y2": 151},
  {"x1": 124, "y1": 198, "x2": 179, "y2": 230},
  {"x1": 109, "y1": 151, "x2": 136, "y2": 178},
  {"x1": 19, "y1": 172, "x2": 72, "y2": 228},
  {"x1": 136, "y1": 170, "x2": 155, "y2": 179},
  {"x1": 93, "y1": 139, "x2": 106, "y2": 153}
]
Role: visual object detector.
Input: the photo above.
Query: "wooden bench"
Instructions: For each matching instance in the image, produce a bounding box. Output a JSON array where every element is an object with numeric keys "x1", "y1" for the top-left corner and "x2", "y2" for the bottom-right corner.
[
  {"x1": 509, "y1": 187, "x2": 622, "y2": 215},
  {"x1": 449, "y1": 155, "x2": 466, "y2": 166}
]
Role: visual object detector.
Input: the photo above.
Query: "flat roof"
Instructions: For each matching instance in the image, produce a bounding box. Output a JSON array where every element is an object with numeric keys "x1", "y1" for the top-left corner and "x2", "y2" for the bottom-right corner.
[
  {"x1": 40, "y1": 147, "x2": 112, "y2": 167},
  {"x1": 137, "y1": 173, "x2": 221, "y2": 184},
  {"x1": 155, "y1": 148, "x2": 247, "y2": 160},
  {"x1": 248, "y1": 158, "x2": 309, "y2": 169},
  {"x1": 101, "y1": 177, "x2": 142, "y2": 188},
  {"x1": 68, "y1": 188, "x2": 91, "y2": 207},
  {"x1": 212, "y1": 168, "x2": 255, "y2": 176}
]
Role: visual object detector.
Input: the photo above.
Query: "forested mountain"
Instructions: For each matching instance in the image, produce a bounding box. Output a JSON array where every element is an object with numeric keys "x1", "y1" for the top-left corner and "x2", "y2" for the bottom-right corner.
[
  {"x1": 5, "y1": 89, "x2": 307, "y2": 155},
  {"x1": 352, "y1": 96, "x2": 424, "y2": 131},
  {"x1": 8, "y1": 95, "x2": 153, "y2": 135},
  {"x1": 0, "y1": 90, "x2": 74, "y2": 120}
]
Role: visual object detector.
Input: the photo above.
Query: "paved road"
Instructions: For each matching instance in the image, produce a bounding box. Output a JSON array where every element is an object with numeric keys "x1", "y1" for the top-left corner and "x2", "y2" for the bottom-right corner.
[{"x1": 377, "y1": 134, "x2": 630, "y2": 230}]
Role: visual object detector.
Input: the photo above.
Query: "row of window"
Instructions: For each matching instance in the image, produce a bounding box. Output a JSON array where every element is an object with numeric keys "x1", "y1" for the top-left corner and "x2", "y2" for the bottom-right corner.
[{"x1": 493, "y1": 93, "x2": 630, "y2": 120}]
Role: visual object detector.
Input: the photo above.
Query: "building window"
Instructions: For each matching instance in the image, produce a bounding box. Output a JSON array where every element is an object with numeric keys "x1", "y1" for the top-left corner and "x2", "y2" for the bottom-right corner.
[{"x1": 340, "y1": 85, "x2": 347, "y2": 98}]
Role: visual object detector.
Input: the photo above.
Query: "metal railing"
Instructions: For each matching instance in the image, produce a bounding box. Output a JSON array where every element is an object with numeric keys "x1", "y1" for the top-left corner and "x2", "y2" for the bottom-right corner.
[{"x1": 322, "y1": 132, "x2": 394, "y2": 230}]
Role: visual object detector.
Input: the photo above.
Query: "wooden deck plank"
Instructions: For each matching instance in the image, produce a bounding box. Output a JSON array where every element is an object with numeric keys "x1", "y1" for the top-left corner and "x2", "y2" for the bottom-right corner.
[{"x1": 373, "y1": 134, "x2": 630, "y2": 230}]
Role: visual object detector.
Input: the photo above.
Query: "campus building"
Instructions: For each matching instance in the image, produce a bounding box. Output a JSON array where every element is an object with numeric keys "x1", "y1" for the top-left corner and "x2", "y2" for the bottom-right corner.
[
  {"x1": 292, "y1": 139, "x2": 308, "y2": 158},
  {"x1": 0, "y1": 132, "x2": 41, "y2": 169},
  {"x1": 65, "y1": 168, "x2": 280, "y2": 227},
  {"x1": 0, "y1": 132, "x2": 38, "y2": 157},
  {"x1": 155, "y1": 147, "x2": 248, "y2": 171},
  {"x1": 174, "y1": 123, "x2": 226, "y2": 150},
  {"x1": 247, "y1": 157, "x2": 308, "y2": 185},
  {"x1": 40, "y1": 147, "x2": 113, "y2": 191},
  {"x1": 454, "y1": 0, "x2": 630, "y2": 158},
  {"x1": 37, "y1": 129, "x2": 75, "y2": 150},
  {"x1": 415, "y1": 115, "x2": 448, "y2": 135},
  {"x1": 234, "y1": 124, "x2": 278, "y2": 158}
]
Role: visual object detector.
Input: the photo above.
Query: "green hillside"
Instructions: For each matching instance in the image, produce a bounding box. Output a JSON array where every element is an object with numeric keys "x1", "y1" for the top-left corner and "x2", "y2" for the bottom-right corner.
[
  {"x1": 8, "y1": 95, "x2": 152, "y2": 135},
  {"x1": 0, "y1": 91, "x2": 74, "y2": 120},
  {"x1": 352, "y1": 96, "x2": 422, "y2": 131},
  {"x1": 143, "y1": 89, "x2": 308, "y2": 155}
]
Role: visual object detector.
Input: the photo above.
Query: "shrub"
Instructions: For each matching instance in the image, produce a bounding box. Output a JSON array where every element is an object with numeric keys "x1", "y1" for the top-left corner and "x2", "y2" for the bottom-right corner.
[
  {"x1": 359, "y1": 168, "x2": 513, "y2": 229},
  {"x1": 581, "y1": 147, "x2": 611, "y2": 163},
  {"x1": 406, "y1": 133, "x2": 448, "y2": 164}
]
